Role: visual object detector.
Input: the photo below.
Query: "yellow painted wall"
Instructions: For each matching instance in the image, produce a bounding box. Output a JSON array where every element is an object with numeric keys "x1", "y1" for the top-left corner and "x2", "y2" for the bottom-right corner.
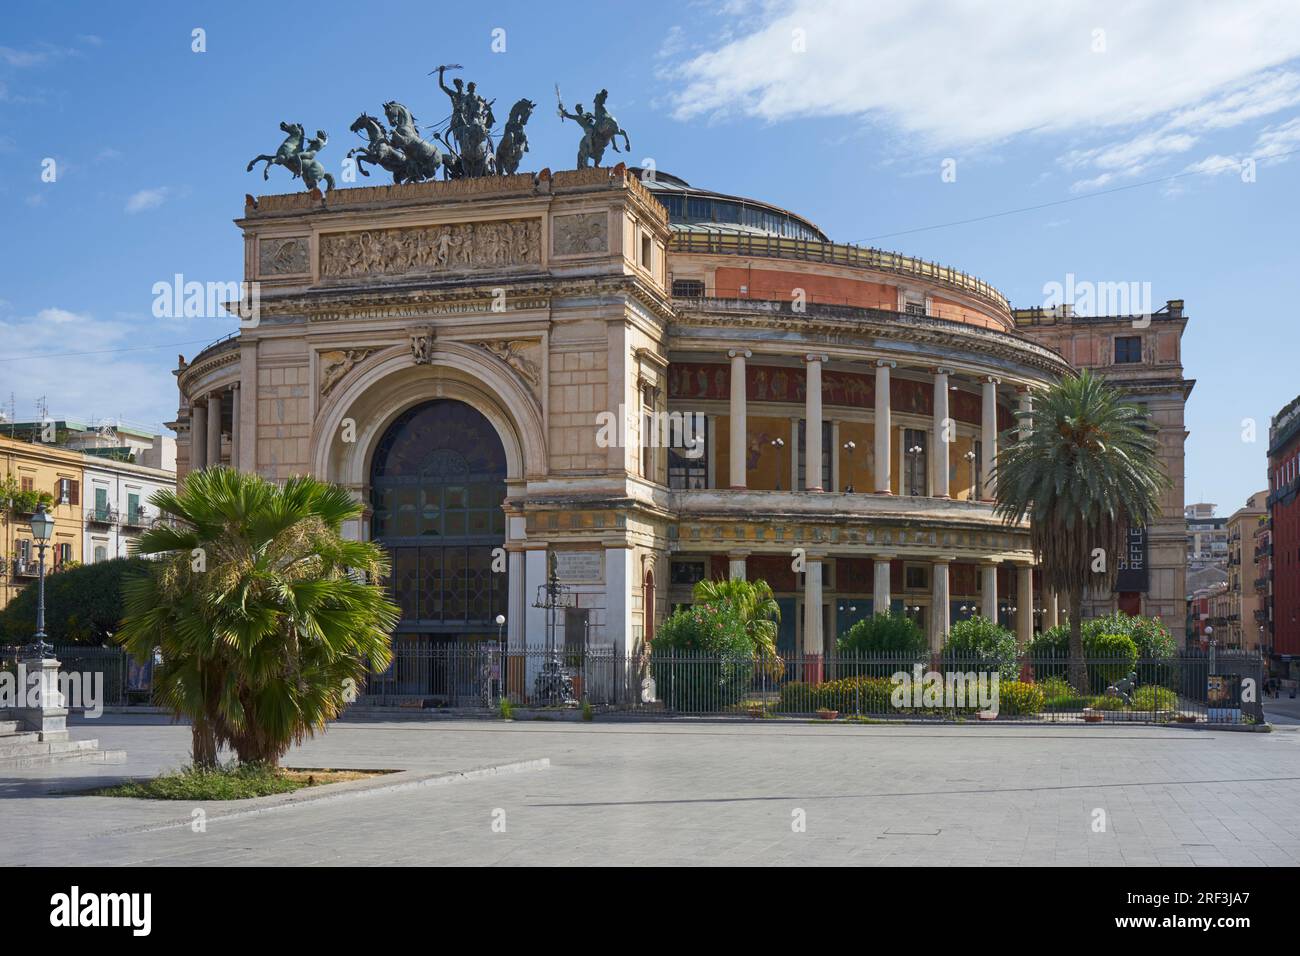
[{"x1": 0, "y1": 436, "x2": 85, "y2": 612}]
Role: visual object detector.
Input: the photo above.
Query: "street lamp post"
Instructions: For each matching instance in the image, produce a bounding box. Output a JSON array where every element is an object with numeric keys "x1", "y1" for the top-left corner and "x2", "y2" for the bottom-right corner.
[{"x1": 29, "y1": 503, "x2": 56, "y2": 659}]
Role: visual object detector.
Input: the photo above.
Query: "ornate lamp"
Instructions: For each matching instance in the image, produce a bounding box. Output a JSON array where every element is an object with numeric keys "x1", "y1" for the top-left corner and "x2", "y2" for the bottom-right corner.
[{"x1": 29, "y1": 503, "x2": 55, "y2": 658}]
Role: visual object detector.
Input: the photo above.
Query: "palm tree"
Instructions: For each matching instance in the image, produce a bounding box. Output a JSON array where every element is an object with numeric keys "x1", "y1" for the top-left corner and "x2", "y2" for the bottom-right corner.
[
  {"x1": 692, "y1": 577, "x2": 781, "y2": 656},
  {"x1": 117, "y1": 468, "x2": 399, "y2": 768},
  {"x1": 994, "y1": 370, "x2": 1169, "y2": 692}
]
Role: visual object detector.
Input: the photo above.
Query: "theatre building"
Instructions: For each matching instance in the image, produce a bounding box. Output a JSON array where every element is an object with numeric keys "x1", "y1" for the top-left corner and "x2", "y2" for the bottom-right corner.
[{"x1": 172, "y1": 166, "x2": 1186, "y2": 664}]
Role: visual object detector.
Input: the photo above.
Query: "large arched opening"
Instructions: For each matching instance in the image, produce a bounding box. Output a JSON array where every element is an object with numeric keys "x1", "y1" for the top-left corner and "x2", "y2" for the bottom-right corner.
[{"x1": 369, "y1": 399, "x2": 508, "y2": 644}]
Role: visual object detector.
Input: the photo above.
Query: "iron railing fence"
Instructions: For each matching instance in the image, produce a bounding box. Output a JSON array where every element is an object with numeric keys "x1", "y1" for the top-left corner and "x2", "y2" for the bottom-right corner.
[
  {"x1": 361, "y1": 645, "x2": 1266, "y2": 724},
  {"x1": 0, "y1": 644, "x2": 153, "y2": 709},
  {"x1": 0, "y1": 644, "x2": 1266, "y2": 724}
]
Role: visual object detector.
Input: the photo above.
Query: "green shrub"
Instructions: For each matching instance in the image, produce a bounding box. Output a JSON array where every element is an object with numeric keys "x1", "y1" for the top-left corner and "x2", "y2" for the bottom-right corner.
[
  {"x1": 652, "y1": 603, "x2": 755, "y2": 710},
  {"x1": 1089, "y1": 632, "x2": 1139, "y2": 692},
  {"x1": 942, "y1": 615, "x2": 1019, "y2": 682},
  {"x1": 1087, "y1": 694, "x2": 1124, "y2": 711},
  {"x1": 1027, "y1": 614, "x2": 1174, "y2": 661},
  {"x1": 0, "y1": 557, "x2": 149, "y2": 644},
  {"x1": 998, "y1": 680, "x2": 1045, "y2": 716},
  {"x1": 837, "y1": 612, "x2": 927, "y2": 659},
  {"x1": 1131, "y1": 685, "x2": 1177, "y2": 711}
]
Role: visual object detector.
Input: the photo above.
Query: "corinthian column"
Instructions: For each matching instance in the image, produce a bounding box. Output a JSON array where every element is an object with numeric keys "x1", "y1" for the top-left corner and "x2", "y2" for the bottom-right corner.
[
  {"x1": 728, "y1": 349, "x2": 750, "y2": 489},
  {"x1": 981, "y1": 376, "x2": 999, "y2": 500},
  {"x1": 804, "y1": 354, "x2": 827, "y2": 492},
  {"x1": 932, "y1": 368, "x2": 952, "y2": 498},
  {"x1": 874, "y1": 360, "x2": 894, "y2": 494}
]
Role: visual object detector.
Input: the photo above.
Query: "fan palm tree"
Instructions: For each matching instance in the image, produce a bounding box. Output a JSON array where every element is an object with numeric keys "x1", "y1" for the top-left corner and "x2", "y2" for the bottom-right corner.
[
  {"x1": 117, "y1": 468, "x2": 399, "y2": 768},
  {"x1": 692, "y1": 577, "x2": 781, "y2": 656},
  {"x1": 994, "y1": 369, "x2": 1169, "y2": 692}
]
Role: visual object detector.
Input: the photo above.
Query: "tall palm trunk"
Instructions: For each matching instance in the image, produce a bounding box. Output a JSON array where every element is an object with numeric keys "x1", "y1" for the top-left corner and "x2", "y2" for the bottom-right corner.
[
  {"x1": 1067, "y1": 589, "x2": 1087, "y2": 693},
  {"x1": 191, "y1": 716, "x2": 218, "y2": 768}
]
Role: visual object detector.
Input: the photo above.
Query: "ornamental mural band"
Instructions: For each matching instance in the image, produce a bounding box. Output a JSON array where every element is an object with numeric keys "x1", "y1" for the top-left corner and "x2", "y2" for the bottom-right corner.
[{"x1": 245, "y1": 64, "x2": 631, "y2": 192}]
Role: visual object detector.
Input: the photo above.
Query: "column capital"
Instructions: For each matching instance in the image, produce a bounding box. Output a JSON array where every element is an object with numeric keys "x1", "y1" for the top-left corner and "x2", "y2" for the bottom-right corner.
[
  {"x1": 981, "y1": 558, "x2": 1004, "y2": 566},
  {"x1": 930, "y1": 554, "x2": 957, "y2": 565},
  {"x1": 933, "y1": 366, "x2": 955, "y2": 377},
  {"x1": 804, "y1": 352, "x2": 829, "y2": 364},
  {"x1": 984, "y1": 375, "x2": 1001, "y2": 386},
  {"x1": 873, "y1": 552, "x2": 896, "y2": 561},
  {"x1": 727, "y1": 348, "x2": 752, "y2": 359},
  {"x1": 875, "y1": 359, "x2": 896, "y2": 369},
  {"x1": 727, "y1": 550, "x2": 752, "y2": 559},
  {"x1": 802, "y1": 549, "x2": 829, "y2": 561}
]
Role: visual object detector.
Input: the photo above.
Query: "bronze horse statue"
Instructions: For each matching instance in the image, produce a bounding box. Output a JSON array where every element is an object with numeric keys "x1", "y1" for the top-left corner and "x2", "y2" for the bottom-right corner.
[
  {"x1": 246, "y1": 121, "x2": 335, "y2": 192},
  {"x1": 495, "y1": 98, "x2": 536, "y2": 176}
]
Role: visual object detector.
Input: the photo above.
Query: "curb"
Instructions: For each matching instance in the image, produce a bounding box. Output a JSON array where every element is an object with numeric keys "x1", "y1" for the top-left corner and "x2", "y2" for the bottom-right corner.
[{"x1": 92, "y1": 758, "x2": 551, "y2": 834}]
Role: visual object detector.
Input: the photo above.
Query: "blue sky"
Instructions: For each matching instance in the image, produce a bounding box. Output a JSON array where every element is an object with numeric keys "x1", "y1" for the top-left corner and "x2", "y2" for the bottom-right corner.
[{"x1": 2, "y1": 0, "x2": 1298, "y2": 515}]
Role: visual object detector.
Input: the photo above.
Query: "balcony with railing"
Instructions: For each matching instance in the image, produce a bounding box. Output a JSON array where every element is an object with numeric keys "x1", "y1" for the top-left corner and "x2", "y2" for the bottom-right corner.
[
  {"x1": 120, "y1": 506, "x2": 150, "y2": 529},
  {"x1": 85, "y1": 506, "x2": 118, "y2": 526}
]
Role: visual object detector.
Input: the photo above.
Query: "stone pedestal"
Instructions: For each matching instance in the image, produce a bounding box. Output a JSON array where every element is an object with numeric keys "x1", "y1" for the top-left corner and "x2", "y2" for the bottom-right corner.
[{"x1": 15, "y1": 656, "x2": 68, "y2": 741}]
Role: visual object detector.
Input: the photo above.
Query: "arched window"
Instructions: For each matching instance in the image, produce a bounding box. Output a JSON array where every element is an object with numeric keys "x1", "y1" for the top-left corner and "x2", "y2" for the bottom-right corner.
[
  {"x1": 370, "y1": 400, "x2": 508, "y2": 640},
  {"x1": 643, "y1": 569, "x2": 656, "y2": 641}
]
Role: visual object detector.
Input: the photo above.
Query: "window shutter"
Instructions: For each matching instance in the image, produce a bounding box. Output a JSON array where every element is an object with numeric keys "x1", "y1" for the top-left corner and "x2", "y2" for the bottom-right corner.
[
  {"x1": 21, "y1": 476, "x2": 32, "y2": 493},
  {"x1": 69, "y1": 480, "x2": 79, "y2": 506}
]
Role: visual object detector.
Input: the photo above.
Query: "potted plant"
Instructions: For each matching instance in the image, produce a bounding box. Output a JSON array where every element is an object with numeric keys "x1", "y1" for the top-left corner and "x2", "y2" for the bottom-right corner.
[{"x1": 816, "y1": 707, "x2": 838, "y2": 720}]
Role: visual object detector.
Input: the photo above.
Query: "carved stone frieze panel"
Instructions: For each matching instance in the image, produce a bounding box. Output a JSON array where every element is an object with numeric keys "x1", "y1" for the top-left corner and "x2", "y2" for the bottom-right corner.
[
  {"x1": 258, "y1": 236, "x2": 311, "y2": 276},
  {"x1": 552, "y1": 212, "x2": 608, "y2": 256},
  {"x1": 320, "y1": 219, "x2": 541, "y2": 279}
]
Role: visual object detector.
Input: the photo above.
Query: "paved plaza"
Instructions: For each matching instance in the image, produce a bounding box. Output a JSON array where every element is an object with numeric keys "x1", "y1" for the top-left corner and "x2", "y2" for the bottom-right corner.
[{"x1": 4, "y1": 714, "x2": 1300, "y2": 866}]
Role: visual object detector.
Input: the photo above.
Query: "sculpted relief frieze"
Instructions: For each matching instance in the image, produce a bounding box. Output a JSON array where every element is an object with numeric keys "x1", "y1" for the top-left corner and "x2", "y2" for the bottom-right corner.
[
  {"x1": 258, "y1": 236, "x2": 311, "y2": 276},
  {"x1": 478, "y1": 339, "x2": 541, "y2": 390},
  {"x1": 552, "y1": 212, "x2": 608, "y2": 256},
  {"x1": 319, "y1": 219, "x2": 541, "y2": 279},
  {"x1": 318, "y1": 348, "x2": 378, "y2": 397}
]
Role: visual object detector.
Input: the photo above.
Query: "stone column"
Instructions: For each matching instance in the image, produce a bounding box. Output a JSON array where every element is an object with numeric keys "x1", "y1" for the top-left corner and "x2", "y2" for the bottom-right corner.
[
  {"x1": 507, "y1": 548, "x2": 526, "y2": 650},
  {"x1": 789, "y1": 417, "x2": 799, "y2": 490},
  {"x1": 981, "y1": 376, "x2": 999, "y2": 500},
  {"x1": 929, "y1": 558, "x2": 951, "y2": 652},
  {"x1": 230, "y1": 384, "x2": 241, "y2": 471},
  {"x1": 1018, "y1": 389, "x2": 1033, "y2": 441},
  {"x1": 1046, "y1": 591, "x2": 1060, "y2": 628},
  {"x1": 524, "y1": 548, "x2": 548, "y2": 649},
  {"x1": 728, "y1": 552, "x2": 748, "y2": 581},
  {"x1": 605, "y1": 546, "x2": 635, "y2": 657},
  {"x1": 190, "y1": 401, "x2": 207, "y2": 471},
  {"x1": 932, "y1": 368, "x2": 952, "y2": 498},
  {"x1": 873, "y1": 555, "x2": 893, "y2": 617},
  {"x1": 206, "y1": 392, "x2": 222, "y2": 467},
  {"x1": 830, "y1": 419, "x2": 841, "y2": 493},
  {"x1": 803, "y1": 554, "x2": 824, "y2": 682},
  {"x1": 874, "y1": 360, "x2": 894, "y2": 494},
  {"x1": 981, "y1": 563, "x2": 999, "y2": 622},
  {"x1": 1017, "y1": 564, "x2": 1034, "y2": 646},
  {"x1": 728, "y1": 349, "x2": 750, "y2": 489},
  {"x1": 804, "y1": 354, "x2": 827, "y2": 492}
]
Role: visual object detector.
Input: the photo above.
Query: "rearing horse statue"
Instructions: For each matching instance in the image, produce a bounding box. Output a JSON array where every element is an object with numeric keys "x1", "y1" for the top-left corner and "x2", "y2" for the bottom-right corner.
[
  {"x1": 382, "y1": 101, "x2": 444, "y2": 184},
  {"x1": 495, "y1": 98, "x2": 535, "y2": 176},
  {"x1": 246, "y1": 121, "x2": 334, "y2": 192},
  {"x1": 347, "y1": 113, "x2": 407, "y2": 182}
]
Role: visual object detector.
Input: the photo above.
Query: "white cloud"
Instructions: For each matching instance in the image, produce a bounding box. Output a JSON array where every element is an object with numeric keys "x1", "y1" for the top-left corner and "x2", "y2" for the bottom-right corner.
[
  {"x1": 0, "y1": 308, "x2": 178, "y2": 430},
  {"x1": 665, "y1": 0, "x2": 1300, "y2": 184},
  {"x1": 125, "y1": 187, "x2": 171, "y2": 213}
]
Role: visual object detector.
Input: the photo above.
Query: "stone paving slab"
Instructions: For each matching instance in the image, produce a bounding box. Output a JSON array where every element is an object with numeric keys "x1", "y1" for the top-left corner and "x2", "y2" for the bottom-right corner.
[{"x1": 3, "y1": 715, "x2": 1300, "y2": 866}]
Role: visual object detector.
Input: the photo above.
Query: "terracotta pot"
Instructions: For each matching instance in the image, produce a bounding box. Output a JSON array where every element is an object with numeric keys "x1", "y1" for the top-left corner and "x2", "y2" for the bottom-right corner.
[{"x1": 816, "y1": 709, "x2": 839, "y2": 720}]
